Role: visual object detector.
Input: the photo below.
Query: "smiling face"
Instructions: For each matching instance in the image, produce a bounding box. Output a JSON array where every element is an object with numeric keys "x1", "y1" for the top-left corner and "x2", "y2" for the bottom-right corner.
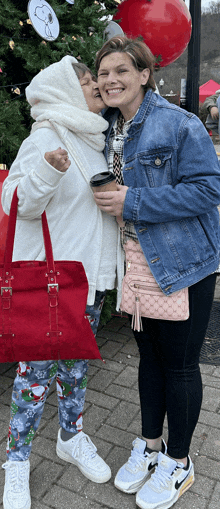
[
  {"x1": 97, "y1": 52, "x2": 150, "y2": 121},
  {"x1": 79, "y1": 71, "x2": 105, "y2": 114}
]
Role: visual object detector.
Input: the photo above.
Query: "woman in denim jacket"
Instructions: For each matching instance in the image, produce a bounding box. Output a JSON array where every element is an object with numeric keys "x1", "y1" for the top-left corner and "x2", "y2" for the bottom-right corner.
[{"x1": 94, "y1": 36, "x2": 220, "y2": 509}]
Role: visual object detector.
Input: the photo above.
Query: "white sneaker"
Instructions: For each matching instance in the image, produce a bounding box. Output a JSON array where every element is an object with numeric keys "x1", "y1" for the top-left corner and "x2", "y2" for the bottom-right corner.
[
  {"x1": 2, "y1": 460, "x2": 31, "y2": 509},
  {"x1": 136, "y1": 452, "x2": 195, "y2": 509},
  {"x1": 56, "y1": 429, "x2": 111, "y2": 483},
  {"x1": 114, "y1": 438, "x2": 167, "y2": 494}
]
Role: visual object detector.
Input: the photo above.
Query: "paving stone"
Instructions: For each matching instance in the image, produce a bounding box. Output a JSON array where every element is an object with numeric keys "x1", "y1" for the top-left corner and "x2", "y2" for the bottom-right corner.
[
  {"x1": 57, "y1": 463, "x2": 88, "y2": 492},
  {"x1": 202, "y1": 386, "x2": 220, "y2": 412},
  {"x1": 45, "y1": 390, "x2": 59, "y2": 407},
  {"x1": 40, "y1": 415, "x2": 59, "y2": 440},
  {"x1": 96, "y1": 424, "x2": 136, "y2": 449},
  {"x1": 201, "y1": 374, "x2": 220, "y2": 389},
  {"x1": 30, "y1": 459, "x2": 64, "y2": 499},
  {"x1": 195, "y1": 456, "x2": 220, "y2": 480},
  {"x1": 42, "y1": 401, "x2": 58, "y2": 420},
  {"x1": 105, "y1": 400, "x2": 139, "y2": 430},
  {"x1": 0, "y1": 363, "x2": 16, "y2": 375},
  {"x1": 83, "y1": 482, "x2": 137, "y2": 509},
  {"x1": 95, "y1": 335, "x2": 109, "y2": 348},
  {"x1": 191, "y1": 473, "x2": 215, "y2": 498},
  {"x1": 87, "y1": 370, "x2": 117, "y2": 392},
  {"x1": 105, "y1": 384, "x2": 139, "y2": 404},
  {"x1": 94, "y1": 359, "x2": 125, "y2": 373},
  {"x1": 99, "y1": 340, "x2": 124, "y2": 360},
  {"x1": 113, "y1": 352, "x2": 140, "y2": 367},
  {"x1": 86, "y1": 388, "x2": 119, "y2": 410},
  {"x1": 126, "y1": 413, "x2": 142, "y2": 436},
  {"x1": 31, "y1": 436, "x2": 60, "y2": 462},
  {"x1": 103, "y1": 316, "x2": 129, "y2": 331},
  {"x1": 198, "y1": 409, "x2": 220, "y2": 429},
  {"x1": 87, "y1": 436, "x2": 113, "y2": 460},
  {"x1": 31, "y1": 503, "x2": 52, "y2": 509},
  {"x1": 212, "y1": 366, "x2": 220, "y2": 377},
  {"x1": 83, "y1": 405, "x2": 111, "y2": 435},
  {"x1": 0, "y1": 404, "x2": 10, "y2": 424},
  {"x1": 168, "y1": 490, "x2": 207, "y2": 509},
  {"x1": 119, "y1": 339, "x2": 139, "y2": 357},
  {"x1": 112, "y1": 366, "x2": 138, "y2": 388},
  {"x1": 105, "y1": 445, "x2": 131, "y2": 478},
  {"x1": 199, "y1": 427, "x2": 220, "y2": 460},
  {"x1": 208, "y1": 481, "x2": 220, "y2": 509},
  {"x1": 87, "y1": 365, "x2": 100, "y2": 377},
  {"x1": 43, "y1": 485, "x2": 105, "y2": 508},
  {"x1": 97, "y1": 329, "x2": 129, "y2": 344},
  {"x1": 0, "y1": 377, "x2": 14, "y2": 395},
  {"x1": 200, "y1": 364, "x2": 216, "y2": 375}
]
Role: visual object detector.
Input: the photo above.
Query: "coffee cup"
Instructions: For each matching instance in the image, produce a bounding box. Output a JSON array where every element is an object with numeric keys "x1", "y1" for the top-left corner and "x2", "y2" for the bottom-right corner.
[{"x1": 90, "y1": 171, "x2": 117, "y2": 192}]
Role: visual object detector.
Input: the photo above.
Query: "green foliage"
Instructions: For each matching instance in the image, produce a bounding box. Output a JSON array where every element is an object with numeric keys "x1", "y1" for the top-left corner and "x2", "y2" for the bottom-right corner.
[
  {"x1": 100, "y1": 289, "x2": 117, "y2": 325},
  {"x1": 0, "y1": 0, "x2": 118, "y2": 167}
]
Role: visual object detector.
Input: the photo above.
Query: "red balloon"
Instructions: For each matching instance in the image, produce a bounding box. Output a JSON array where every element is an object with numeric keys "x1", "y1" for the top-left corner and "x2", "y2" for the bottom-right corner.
[{"x1": 113, "y1": 0, "x2": 192, "y2": 67}]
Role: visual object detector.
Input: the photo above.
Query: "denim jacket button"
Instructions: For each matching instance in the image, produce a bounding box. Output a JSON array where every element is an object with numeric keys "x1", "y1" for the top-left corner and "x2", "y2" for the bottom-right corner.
[{"x1": 155, "y1": 157, "x2": 161, "y2": 166}]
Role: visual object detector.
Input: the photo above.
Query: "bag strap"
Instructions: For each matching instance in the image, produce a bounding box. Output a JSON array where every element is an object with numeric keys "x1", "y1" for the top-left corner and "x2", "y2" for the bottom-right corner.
[{"x1": 3, "y1": 188, "x2": 55, "y2": 277}]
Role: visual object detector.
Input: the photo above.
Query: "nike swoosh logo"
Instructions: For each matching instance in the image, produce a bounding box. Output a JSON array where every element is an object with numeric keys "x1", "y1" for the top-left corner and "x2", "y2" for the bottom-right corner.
[
  {"x1": 148, "y1": 462, "x2": 156, "y2": 471},
  {"x1": 175, "y1": 472, "x2": 189, "y2": 490}
]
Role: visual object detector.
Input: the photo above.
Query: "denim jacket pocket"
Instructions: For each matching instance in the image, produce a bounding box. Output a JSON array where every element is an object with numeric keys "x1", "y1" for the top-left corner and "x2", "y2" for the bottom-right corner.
[{"x1": 139, "y1": 151, "x2": 172, "y2": 187}]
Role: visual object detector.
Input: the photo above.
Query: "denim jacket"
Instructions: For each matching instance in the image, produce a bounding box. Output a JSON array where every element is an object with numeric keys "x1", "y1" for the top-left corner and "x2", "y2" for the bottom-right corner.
[{"x1": 104, "y1": 90, "x2": 220, "y2": 294}]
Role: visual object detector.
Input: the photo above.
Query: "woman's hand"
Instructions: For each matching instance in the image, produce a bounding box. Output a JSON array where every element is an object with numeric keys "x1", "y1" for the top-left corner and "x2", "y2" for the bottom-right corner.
[
  {"x1": 210, "y1": 106, "x2": 219, "y2": 120},
  {"x1": 44, "y1": 148, "x2": 71, "y2": 173},
  {"x1": 93, "y1": 184, "x2": 128, "y2": 217}
]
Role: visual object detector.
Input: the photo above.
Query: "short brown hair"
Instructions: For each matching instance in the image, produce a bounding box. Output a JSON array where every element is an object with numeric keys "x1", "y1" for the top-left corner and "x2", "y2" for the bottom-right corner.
[{"x1": 95, "y1": 36, "x2": 156, "y2": 93}]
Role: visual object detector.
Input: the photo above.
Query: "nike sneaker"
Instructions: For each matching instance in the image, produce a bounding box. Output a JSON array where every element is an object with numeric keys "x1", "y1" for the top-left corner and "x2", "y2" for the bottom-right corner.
[
  {"x1": 136, "y1": 451, "x2": 194, "y2": 509},
  {"x1": 114, "y1": 438, "x2": 166, "y2": 494}
]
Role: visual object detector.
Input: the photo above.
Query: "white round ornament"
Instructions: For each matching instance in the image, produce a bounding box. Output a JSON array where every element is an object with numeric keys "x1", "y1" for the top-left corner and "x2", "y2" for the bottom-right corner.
[
  {"x1": 27, "y1": 0, "x2": 59, "y2": 41},
  {"x1": 103, "y1": 20, "x2": 124, "y2": 41},
  {"x1": 66, "y1": 0, "x2": 74, "y2": 4}
]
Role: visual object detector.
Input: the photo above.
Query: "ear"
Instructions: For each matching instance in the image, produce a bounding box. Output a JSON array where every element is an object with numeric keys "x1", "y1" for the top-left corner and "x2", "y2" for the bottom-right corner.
[{"x1": 141, "y1": 68, "x2": 150, "y2": 86}]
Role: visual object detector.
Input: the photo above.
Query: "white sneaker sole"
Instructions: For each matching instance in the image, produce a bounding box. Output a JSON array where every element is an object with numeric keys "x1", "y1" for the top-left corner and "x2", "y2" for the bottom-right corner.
[
  {"x1": 136, "y1": 469, "x2": 195, "y2": 509},
  {"x1": 114, "y1": 470, "x2": 153, "y2": 494},
  {"x1": 56, "y1": 446, "x2": 111, "y2": 484}
]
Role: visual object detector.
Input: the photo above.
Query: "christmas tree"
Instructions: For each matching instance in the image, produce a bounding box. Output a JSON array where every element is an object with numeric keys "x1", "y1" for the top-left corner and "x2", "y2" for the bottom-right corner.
[{"x1": 0, "y1": 0, "x2": 118, "y2": 168}]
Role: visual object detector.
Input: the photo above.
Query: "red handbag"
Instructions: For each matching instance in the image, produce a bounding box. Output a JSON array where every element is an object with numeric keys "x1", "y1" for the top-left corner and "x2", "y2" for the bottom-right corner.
[
  {"x1": 0, "y1": 168, "x2": 9, "y2": 263},
  {"x1": 0, "y1": 188, "x2": 102, "y2": 362}
]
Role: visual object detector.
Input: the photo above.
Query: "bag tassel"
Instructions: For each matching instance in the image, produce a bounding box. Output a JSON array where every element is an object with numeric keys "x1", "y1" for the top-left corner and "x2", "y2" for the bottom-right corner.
[{"x1": 131, "y1": 295, "x2": 143, "y2": 332}]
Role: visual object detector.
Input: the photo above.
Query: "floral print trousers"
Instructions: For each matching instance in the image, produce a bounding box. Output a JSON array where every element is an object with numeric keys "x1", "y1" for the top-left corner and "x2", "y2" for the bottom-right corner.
[{"x1": 6, "y1": 291, "x2": 105, "y2": 461}]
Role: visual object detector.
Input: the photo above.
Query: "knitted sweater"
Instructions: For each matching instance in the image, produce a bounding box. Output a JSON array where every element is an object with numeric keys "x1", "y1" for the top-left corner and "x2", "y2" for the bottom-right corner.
[{"x1": 2, "y1": 56, "x2": 124, "y2": 307}]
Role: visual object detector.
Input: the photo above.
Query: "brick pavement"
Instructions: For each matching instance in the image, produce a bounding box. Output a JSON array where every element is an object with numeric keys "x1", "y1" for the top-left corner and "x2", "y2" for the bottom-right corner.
[{"x1": 0, "y1": 292, "x2": 220, "y2": 509}]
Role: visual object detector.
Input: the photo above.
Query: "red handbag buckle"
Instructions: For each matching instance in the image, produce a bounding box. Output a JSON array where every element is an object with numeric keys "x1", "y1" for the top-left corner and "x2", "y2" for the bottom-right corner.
[
  {"x1": 47, "y1": 283, "x2": 59, "y2": 293},
  {"x1": 47, "y1": 283, "x2": 59, "y2": 308},
  {"x1": 1, "y1": 287, "x2": 12, "y2": 296},
  {"x1": 1, "y1": 287, "x2": 12, "y2": 310}
]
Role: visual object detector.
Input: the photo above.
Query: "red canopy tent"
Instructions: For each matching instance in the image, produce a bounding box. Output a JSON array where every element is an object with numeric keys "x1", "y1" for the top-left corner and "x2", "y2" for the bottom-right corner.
[{"x1": 199, "y1": 80, "x2": 220, "y2": 103}]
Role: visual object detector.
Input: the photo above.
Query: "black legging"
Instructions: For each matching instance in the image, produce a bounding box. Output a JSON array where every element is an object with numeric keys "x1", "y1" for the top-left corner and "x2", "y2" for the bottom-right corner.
[{"x1": 131, "y1": 273, "x2": 216, "y2": 458}]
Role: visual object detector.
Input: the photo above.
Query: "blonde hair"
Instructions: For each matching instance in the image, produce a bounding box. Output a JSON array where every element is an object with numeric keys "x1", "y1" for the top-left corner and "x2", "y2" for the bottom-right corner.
[{"x1": 95, "y1": 36, "x2": 156, "y2": 93}]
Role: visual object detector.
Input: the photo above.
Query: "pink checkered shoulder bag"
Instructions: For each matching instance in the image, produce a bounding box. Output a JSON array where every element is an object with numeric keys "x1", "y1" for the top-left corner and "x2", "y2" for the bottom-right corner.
[{"x1": 120, "y1": 239, "x2": 189, "y2": 332}]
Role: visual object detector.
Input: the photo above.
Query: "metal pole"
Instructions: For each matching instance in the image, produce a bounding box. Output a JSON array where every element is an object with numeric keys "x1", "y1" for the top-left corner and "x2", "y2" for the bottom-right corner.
[{"x1": 185, "y1": 0, "x2": 201, "y2": 115}]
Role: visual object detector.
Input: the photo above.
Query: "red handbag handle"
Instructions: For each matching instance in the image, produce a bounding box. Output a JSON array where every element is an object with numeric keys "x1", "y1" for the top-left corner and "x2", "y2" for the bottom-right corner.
[{"x1": 2, "y1": 188, "x2": 55, "y2": 278}]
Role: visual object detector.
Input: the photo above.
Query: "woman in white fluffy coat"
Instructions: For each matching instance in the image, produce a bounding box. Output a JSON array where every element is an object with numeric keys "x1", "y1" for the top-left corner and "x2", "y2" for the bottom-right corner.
[{"x1": 2, "y1": 56, "x2": 123, "y2": 509}]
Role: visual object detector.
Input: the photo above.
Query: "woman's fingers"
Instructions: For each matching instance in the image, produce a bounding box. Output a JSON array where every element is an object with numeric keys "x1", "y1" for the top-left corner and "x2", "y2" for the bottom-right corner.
[{"x1": 44, "y1": 148, "x2": 71, "y2": 172}]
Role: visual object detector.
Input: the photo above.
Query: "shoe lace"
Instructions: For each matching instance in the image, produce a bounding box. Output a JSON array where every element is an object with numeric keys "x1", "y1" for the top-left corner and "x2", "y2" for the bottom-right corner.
[
  {"x1": 150, "y1": 463, "x2": 174, "y2": 489},
  {"x1": 2, "y1": 462, "x2": 29, "y2": 492},
  {"x1": 79, "y1": 434, "x2": 97, "y2": 460},
  {"x1": 127, "y1": 447, "x2": 146, "y2": 470}
]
